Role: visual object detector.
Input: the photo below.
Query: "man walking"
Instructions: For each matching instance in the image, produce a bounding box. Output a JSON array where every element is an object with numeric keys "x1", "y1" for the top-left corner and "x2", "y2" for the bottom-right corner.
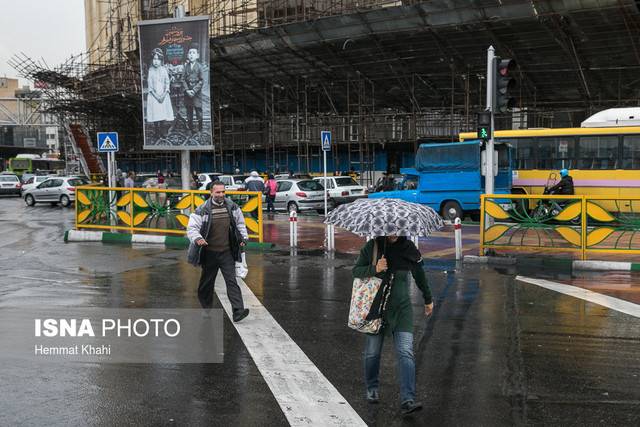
[{"x1": 187, "y1": 181, "x2": 250, "y2": 322}]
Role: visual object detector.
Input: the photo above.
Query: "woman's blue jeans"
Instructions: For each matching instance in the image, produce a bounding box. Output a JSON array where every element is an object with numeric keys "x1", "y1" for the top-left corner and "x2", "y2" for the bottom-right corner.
[{"x1": 364, "y1": 331, "x2": 416, "y2": 403}]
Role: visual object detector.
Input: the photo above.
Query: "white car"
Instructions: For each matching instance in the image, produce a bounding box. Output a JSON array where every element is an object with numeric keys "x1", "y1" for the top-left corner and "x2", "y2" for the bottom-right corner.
[
  {"x1": 313, "y1": 176, "x2": 367, "y2": 206},
  {"x1": 20, "y1": 175, "x2": 55, "y2": 194},
  {"x1": 23, "y1": 176, "x2": 89, "y2": 207},
  {"x1": 197, "y1": 173, "x2": 246, "y2": 191},
  {"x1": 272, "y1": 179, "x2": 328, "y2": 213},
  {"x1": 0, "y1": 173, "x2": 22, "y2": 196}
]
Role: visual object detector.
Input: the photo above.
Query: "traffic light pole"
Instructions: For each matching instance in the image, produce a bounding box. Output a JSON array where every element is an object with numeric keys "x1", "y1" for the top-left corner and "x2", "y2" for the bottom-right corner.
[{"x1": 485, "y1": 46, "x2": 495, "y2": 196}]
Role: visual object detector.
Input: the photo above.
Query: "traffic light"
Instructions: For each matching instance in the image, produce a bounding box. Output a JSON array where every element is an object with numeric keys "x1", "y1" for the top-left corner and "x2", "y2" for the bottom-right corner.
[
  {"x1": 477, "y1": 111, "x2": 491, "y2": 141},
  {"x1": 494, "y1": 58, "x2": 516, "y2": 113}
]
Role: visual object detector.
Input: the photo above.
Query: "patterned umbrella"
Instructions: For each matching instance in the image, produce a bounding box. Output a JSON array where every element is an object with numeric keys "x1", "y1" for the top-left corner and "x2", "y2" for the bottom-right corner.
[{"x1": 325, "y1": 198, "x2": 444, "y2": 237}]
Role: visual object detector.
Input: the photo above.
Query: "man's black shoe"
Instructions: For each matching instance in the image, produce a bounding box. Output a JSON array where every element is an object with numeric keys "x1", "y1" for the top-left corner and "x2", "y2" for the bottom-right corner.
[
  {"x1": 400, "y1": 400, "x2": 423, "y2": 416},
  {"x1": 233, "y1": 309, "x2": 249, "y2": 322}
]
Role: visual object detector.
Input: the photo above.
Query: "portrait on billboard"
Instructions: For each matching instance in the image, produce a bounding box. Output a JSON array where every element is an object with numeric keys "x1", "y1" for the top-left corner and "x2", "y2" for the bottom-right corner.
[{"x1": 138, "y1": 16, "x2": 212, "y2": 150}]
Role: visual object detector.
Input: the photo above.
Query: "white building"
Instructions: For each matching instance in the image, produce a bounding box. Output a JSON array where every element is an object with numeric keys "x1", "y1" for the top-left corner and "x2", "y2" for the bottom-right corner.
[{"x1": 45, "y1": 126, "x2": 59, "y2": 152}]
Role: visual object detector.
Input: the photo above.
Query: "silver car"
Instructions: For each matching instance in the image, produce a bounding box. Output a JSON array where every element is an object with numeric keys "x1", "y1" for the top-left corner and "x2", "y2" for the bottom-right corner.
[
  {"x1": 273, "y1": 179, "x2": 328, "y2": 213},
  {"x1": 20, "y1": 175, "x2": 54, "y2": 195},
  {"x1": 23, "y1": 176, "x2": 89, "y2": 207},
  {"x1": 0, "y1": 173, "x2": 22, "y2": 196}
]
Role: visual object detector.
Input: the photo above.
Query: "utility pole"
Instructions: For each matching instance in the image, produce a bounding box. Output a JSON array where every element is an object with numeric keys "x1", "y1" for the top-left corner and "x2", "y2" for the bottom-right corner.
[
  {"x1": 485, "y1": 46, "x2": 495, "y2": 196},
  {"x1": 174, "y1": 5, "x2": 191, "y2": 190}
]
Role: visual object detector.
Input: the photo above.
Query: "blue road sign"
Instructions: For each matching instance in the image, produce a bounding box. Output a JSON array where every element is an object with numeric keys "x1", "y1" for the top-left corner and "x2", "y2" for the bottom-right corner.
[
  {"x1": 321, "y1": 131, "x2": 331, "y2": 151},
  {"x1": 97, "y1": 132, "x2": 119, "y2": 152}
]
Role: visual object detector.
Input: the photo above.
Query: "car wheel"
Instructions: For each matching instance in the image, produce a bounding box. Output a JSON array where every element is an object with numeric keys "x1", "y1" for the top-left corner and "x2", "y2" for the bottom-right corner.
[
  {"x1": 441, "y1": 201, "x2": 463, "y2": 222},
  {"x1": 25, "y1": 194, "x2": 35, "y2": 206},
  {"x1": 60, "y1": 195, "x2": 71, "y2": 207},
  {"x1": 287, "y1": 202, "x2": 299, "y2": 214}
]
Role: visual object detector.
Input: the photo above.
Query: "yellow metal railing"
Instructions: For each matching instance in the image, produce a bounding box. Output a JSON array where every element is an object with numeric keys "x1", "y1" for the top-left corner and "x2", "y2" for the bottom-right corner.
[
  {"x1": 480, "y1": 194, "x2": 640, "y2": 260},
  {"x1": 75, "y1": 186, "x2": 263, "y2": 242}
]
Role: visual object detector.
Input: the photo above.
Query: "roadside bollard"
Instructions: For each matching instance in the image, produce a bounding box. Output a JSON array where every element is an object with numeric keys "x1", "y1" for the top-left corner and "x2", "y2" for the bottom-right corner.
[
  {"x1": 454, "y1": 217, "x2": 462, "y2": 260},
  {"x1": 289, "y1": 211, "x2": 298, "y2": 247},
  {"x1": 326, "y1": 224, "x2": 335, "y2": 251}
]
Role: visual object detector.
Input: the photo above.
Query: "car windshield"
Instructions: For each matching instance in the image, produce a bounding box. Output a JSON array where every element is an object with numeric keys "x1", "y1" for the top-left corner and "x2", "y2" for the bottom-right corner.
[
  {"x1": 0, "y1": 176, "x2": 19, "y2": 182},
  {"x1": 68, "y1": 179, "x2": 89, "y2": 186},
  {"x1": 297, "y1": 180, "x2": 324, "y2": 191},
  {"x1": 335, "y1": 177, "x2": 359, "y2": 187}
]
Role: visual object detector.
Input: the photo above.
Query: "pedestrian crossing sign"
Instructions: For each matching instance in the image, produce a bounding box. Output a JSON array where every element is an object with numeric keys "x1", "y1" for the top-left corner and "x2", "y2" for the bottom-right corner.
[
  {"x1": 321, "y1": 131, "x2": 331, "y2": 151},
  {"x1": 97, "y1": 132, "x2": 119, "y2": 152}
]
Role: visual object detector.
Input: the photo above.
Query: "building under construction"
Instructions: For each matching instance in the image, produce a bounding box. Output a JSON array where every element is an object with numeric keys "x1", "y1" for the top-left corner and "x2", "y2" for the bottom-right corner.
[{"x1": 9, "y1": 0, "x2": 640, "y2": 182}]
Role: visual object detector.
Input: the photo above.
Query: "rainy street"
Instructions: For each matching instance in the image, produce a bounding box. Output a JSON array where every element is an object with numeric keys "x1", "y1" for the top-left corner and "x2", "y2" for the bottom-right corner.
[{"x1": 1, "y1": 196, "x2": 639, "y2": 426}]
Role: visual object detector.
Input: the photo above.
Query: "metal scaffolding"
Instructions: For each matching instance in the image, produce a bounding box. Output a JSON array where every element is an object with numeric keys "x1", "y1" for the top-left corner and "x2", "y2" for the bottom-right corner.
[{"x1": 8, "y1": 0, "x2": 640, "y2": 180}]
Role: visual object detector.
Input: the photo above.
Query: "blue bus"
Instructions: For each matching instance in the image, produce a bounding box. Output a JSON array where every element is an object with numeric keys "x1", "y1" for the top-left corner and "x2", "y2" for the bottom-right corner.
[{"x1": 368, "y1": 140, "x2": 513, "y2": 221}]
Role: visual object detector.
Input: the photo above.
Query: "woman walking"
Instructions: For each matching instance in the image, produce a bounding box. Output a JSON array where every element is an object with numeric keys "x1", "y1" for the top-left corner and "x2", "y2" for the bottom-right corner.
[
  {"x1": 352, "y1": 235, "x2": 434, "y2": 415},
  {"x1": 264, "y1": 174, "x2": 277, "y2": 213}
]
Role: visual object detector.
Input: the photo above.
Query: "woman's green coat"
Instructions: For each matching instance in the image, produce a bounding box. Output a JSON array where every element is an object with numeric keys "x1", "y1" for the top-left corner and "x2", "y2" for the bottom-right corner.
[{"x1": 352, "y1": 238, "x2": 432, "y2": 334}]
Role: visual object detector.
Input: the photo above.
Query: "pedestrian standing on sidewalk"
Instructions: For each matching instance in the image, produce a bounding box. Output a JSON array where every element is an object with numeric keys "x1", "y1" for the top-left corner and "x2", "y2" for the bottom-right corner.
[
  {"x1": 264, "y1": 174, "x2": 277, "y2": 213},
  {"x1": 352, "y1": 235, "x2": 434, "y2": 415},
  {"x1": 186, "y1": 181, "x2": 250, "y2": 322},
  {"x1": 244, "y1": 171, "x2": 265, "y2": 193},
  {"x1": 124, "y1": 172, "x2": 134, "y2": 188}
]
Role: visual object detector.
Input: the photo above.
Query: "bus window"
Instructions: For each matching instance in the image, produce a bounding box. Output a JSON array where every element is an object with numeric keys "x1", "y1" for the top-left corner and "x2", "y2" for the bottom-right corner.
[
  {"x1": 578, "y1": 136, "x2": 618, "y2": 169},
  {"x1": 623, "y1": 136, "x2": 640, "y2": 169},
  {"x1": 505, "y1": 138, "x2": 535, "y2": 169},
  {"x1": 535, "y1": 137, "x2": 575, "y2": 169}
]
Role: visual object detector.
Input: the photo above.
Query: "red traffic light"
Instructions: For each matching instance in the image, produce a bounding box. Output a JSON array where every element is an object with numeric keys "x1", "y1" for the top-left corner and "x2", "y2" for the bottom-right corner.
[{"x1": 494, "y1": 57, "x2": 517, "y2": 113}]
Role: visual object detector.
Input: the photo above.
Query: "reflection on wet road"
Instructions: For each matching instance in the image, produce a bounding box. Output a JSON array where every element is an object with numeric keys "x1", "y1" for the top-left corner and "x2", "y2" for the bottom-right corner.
[{"x1": 0, "y1": 197, "x2": 638, "y2": 426}]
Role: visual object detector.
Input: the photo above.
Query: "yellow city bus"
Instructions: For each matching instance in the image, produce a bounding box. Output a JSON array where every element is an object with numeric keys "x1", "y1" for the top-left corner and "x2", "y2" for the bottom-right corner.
[{"x1": 459, "y1": 126, "x2": 640, "y2": 198}]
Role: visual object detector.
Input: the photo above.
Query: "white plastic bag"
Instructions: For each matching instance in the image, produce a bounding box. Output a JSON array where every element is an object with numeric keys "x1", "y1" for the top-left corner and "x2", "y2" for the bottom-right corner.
[{"x1": 235, "y1": 252, "x2": 248, "y2": 279}]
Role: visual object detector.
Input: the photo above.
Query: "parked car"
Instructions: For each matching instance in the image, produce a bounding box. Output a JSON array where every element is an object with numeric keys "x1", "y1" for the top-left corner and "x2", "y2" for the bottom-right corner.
[
  {"x1": 219, "y1": 175, "x2": 246, "y2": 191},
  {"x1": 0, "y1": 172, "x2": 21, "y2": 196},
  {"x1": 197, "y1": 173, "x2": 222, "y2": 190},
  {"x1": 275, "y1": 173, "x2": 312, "y2": 180},
  {"x1": 20, "y1": 175, "x2": 55, "y2": 195},
  {"x1": 197, "y1": 173, "x2": 246, "y2": 191},
  {"x1": 272, "y1": 179, "x2": 329, "y2": 213},
  {"x1": 313, "y1": 176, "x2": 367, "y2": 206},
  {"x1": 141, "y1": 176, "x2": 181, "y2": 189},
  {"x1": 20, "y1": 173, "x2": 36, "y2": 184},
  {"x1": 23, "y1": 176, "x2": 89, "y2": 207}
]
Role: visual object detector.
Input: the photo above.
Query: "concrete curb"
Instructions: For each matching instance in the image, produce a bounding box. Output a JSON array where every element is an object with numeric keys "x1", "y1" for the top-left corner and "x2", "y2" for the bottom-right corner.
[
  {"x1": 572, "y1": 260, "x2": 640, "y2": 272},
  {"x1": 64, "y1": 230, "x2": 276, "y2": 251},
  {"x1": 463, "y1": 255, "x2": 517, "y2": 265},
  {"x1": 464, "y1": 255, "x2": 640, "y2": 272}
]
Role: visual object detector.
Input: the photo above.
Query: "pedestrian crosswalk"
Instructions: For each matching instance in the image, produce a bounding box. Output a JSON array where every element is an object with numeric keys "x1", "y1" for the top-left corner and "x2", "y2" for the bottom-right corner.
[{"x1": 215, "y1": 275, "x2": 367, "y2": 426}]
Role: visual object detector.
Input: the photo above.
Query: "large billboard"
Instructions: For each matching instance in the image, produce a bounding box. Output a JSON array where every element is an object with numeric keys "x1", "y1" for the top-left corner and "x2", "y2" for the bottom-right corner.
[{"x1": 138, "y1": 16, "x2": 212, "y2": 150}]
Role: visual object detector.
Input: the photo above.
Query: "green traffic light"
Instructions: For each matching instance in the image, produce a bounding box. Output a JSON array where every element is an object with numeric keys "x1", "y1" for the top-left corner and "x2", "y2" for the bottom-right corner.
[{"x1": 480, "y1": 128, "x2": 488, "y2": 138}]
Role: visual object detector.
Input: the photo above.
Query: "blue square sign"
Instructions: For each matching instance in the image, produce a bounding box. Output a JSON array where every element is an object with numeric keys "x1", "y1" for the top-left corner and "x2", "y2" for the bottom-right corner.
[
  {"x1": 321, "y1": 131, "x2": 331, "y2": 151},
  {"x1": 97, "y1": 132, "x2": 119, "y2": 152}
]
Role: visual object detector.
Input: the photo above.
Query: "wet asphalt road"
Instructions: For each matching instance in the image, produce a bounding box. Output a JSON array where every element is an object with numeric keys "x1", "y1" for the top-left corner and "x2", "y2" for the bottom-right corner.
[{"x1": 1, "y1": 195, "x2": 639, "y2": 426}]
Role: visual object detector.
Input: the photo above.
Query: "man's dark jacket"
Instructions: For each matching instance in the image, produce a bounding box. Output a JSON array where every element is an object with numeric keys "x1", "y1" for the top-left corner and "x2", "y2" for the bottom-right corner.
[
  {"x1": 186, "y1": 198, "x2": 248, "y2": 266},
  {"x1": 548, "y1": 175, "x2": 575, "y2": 195}
]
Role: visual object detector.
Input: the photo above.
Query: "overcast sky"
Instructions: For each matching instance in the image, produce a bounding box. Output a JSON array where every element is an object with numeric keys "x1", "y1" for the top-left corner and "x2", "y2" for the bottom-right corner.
[{"x1": 0, "y1": 0, "x2": 86, "y2": 87}]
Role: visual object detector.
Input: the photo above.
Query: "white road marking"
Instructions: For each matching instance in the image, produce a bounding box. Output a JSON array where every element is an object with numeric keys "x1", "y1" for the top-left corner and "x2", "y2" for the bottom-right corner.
[
  {"x1": 516, "y1": 275, "x2": 640, "y2": 318},
  {"x1": 7, "y1": 275, "x2": 84, "y2": 284},
  {"x1": 215, "y1": 275, "x2": 366, "y2": 427}
]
